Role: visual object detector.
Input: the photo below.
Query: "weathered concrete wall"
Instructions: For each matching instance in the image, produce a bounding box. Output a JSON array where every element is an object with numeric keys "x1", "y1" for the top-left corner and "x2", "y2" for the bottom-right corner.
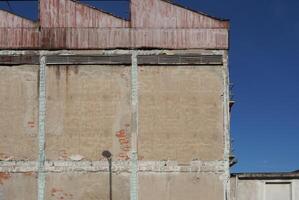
[
  {"x1": 139, "y1": 172, "x2": 224, "y2": 200},
  {"x1": 46, "y1": 65, "x2": 131, "y2": 161},
  {"x1": 0, "y1": 172, "x2": 37, "y2": 200},
  {"x1": 0, "y1": 50, "x2": 229, "y2": 200},
  {"x1": 138, "y1": 66, "x2": 224, "y2": 163},
  {"x1": 0, "y1": 65, "x2": 38, "y2": 161},
  {"x1": 45, "y1": 172, "x2": 130, "y2": 200},
  {"x1": 230, "y1": 176, "x2": 299, "y2": 200}
]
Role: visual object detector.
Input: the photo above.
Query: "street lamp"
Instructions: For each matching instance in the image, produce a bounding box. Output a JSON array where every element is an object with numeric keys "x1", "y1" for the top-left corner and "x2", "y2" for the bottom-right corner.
[{"x1": 102, "y1": 150, "x2": 112, "y2": 200}]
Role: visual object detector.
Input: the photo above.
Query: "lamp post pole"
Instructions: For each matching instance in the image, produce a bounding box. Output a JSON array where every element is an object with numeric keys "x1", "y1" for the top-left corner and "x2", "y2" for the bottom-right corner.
[{"x1": 102, "y1": 150, "x2": 112, "y2": 200}]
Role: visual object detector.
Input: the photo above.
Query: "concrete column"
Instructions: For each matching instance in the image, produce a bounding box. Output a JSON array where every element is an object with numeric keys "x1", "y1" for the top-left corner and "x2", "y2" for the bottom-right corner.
[
  {"x1": 37, "y1": 55, "x2": 46, "y2": 200},
  {"x1": 130, "y1": 51, "x2": 138, "y2": 200}
]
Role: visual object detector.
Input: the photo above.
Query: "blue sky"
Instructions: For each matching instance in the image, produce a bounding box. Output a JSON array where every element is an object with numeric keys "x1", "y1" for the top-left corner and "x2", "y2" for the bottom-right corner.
[{"x1": 1, "y1": 0, "x2": 298, "y2": 173}]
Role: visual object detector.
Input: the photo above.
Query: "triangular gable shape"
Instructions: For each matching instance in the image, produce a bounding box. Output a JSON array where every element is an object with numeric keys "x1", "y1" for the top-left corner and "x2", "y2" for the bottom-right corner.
[
  {"x1": 40, "y1": 0, "x2": 129, "y2": 28},
  {"x1": 0, "y1": 9, "x2": 40, "y2": 49},
  {"x1": 0, "y1": 9, "x2": 37, "y2": 28},
  {"x1": 131, "y1": 0, "x2": 228, "y2": 28}
]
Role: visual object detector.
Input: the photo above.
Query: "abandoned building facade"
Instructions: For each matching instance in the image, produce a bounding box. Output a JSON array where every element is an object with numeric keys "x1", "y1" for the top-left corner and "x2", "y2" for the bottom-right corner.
[{"x1": 0, "y1": 0, "x2": 231, "y2": 199}]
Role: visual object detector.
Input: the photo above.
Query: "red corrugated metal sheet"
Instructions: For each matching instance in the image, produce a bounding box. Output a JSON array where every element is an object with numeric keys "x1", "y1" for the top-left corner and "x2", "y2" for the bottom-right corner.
[
  {"x1": 40, "y1": 0, "x2": 129, "y2": 28},
  {"x1": 130, "y1": 0, "x2": 229, "y2": 28},
  {"x1": 0, "y1": 10, "x2": 36, "y2": 28},
  {"x1": 0, "y1": 0, "x2": 229, "y2": 50},
  {"x1": 131, "y1": 28, "x2": 228, "y2": 49},
  {"x1": 0, "y1": 10, "x2": 40, "y2": 49}
]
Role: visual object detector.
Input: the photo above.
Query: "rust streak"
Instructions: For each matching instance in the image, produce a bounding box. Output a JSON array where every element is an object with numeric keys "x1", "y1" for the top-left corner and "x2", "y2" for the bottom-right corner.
[{"x1": 0, "y1": 172, "x2": 11, "y2": 185}]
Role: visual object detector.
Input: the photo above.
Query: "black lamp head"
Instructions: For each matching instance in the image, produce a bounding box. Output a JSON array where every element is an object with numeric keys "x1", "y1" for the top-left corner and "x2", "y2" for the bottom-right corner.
[{"x1": 102, "y1": 150, "x2": 112, "y2": 159}]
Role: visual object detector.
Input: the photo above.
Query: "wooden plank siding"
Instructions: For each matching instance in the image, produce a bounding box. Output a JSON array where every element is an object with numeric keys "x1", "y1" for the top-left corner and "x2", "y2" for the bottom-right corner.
[
  {"x1": 0, "y1": 10, "x2": 40, "y2": 49},
  {"x1": 130, "y1": 0, "x2": 229, "y2": 28},
  {"x1": 0, "y1": 0, "x2": 229, "y2": 50}
]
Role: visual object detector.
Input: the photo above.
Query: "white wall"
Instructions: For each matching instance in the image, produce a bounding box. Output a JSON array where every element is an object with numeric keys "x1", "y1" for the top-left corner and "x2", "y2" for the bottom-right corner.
[{"x1": 231, "y1": 176, "x2": 299, "y2": 200}]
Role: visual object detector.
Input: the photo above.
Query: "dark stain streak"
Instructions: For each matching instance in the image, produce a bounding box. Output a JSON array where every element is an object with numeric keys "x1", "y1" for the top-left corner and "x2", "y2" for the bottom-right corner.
[
  {"x1": 73, "y1": 66, "x2": 79, "y2": 74},
  {"x1": 65, "y1": 66, "x2": 69, "y2": 99},
  {"x1": 55, "y1": 66, "x2": 61, "y2": 80},
  {"x1": 37, "y1": 67, "x2": 40, "y2": 98},
  {"x1": 65, "y1": 65, "x2": 69, "y2": 84}
]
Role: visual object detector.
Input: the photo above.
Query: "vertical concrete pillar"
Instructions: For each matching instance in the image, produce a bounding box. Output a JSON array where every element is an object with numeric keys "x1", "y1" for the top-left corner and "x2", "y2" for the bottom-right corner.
[
  {"x1": 130, "y1": 51, "x2": 138, "y2": 200},
  {"x1": 223, "y1": 51, "x2": 230, "y2": 200},
  {"x1": 37, "y1": 55, "x2": 46, "y2": 200}
]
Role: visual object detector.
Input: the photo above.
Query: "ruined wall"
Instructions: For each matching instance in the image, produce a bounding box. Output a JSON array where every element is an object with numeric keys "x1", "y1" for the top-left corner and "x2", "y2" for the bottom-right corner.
[
  {"x1": 45, "y1": 65, "x2": 131, "y2": 161},
  {"x1": 139, "y1": 173, "x2": 224, "y2": 200},
  {"x1": 0, "y1": 0, "x2": 230, "y2": 199},
  {"x1": 0, "y1": 65, "x2": 39, "y2": 161},
  {"x1": 138, "y1": 66, "x2": 224, "y2": 162},
  {"x1": 0, "y1": 49, "x2": 230, "y2": 200}
]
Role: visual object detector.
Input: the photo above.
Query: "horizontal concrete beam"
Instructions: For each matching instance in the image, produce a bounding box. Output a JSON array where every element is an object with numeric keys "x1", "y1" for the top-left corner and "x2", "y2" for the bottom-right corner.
[
  {"x1": 0, "y1": 49, "x2": 226, "y2": 56},
  {"x1": 0, "y1": 54, "x2": 223, "y2": 65},
  {"x1": 0, "y1": 160, "x2": 226, "y2": 173}
]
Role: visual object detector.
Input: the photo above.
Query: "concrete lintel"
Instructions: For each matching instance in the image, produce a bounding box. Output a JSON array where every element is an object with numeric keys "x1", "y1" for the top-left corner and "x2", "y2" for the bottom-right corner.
[
  {"x1": 138, "y1": 160, "x2": 226, "y2": 172},
  {"x1": 0, "y1": 161, "x2": 38, "y2": 172},
  {"x1": 0, "y1": 160, "x2": 226, "y2": 173},
  {"x1": 0, "y1": 49, "x2": 225, "y2": 56},
  {"x1": 45, "y1": 161, "x2": 130, "y2": 173}
]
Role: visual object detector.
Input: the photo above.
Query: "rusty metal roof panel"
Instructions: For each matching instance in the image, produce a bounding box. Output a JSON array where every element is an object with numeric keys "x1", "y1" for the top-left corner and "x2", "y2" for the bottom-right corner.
[
  {"x1": 0, "y1": 0, "x2": 229, "y2": 50},
  {"x1": 131, "y1": 0, "x2": 229, "y2": 28},
  {"x1": 0, "y1": 10, "x2": 40, "y2": 49},
  {"x1": 38, "y1": 28, "x2": 227, "y2": 50},
  {"x1": 0, "y1": 10, "x2": 37, "y2": 28},
  {"x1": 40, "y1": 28, "x2": 131, "y2": 49},
  {"x1": 131, "y1": 28, "x2": 228, "y2": 49},
  {"x1": 40, "y1": 0, "x2": 129, "y2": 28}
]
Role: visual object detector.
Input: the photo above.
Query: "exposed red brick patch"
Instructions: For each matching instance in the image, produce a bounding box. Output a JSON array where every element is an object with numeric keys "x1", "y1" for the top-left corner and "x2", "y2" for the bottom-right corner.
[
  {"x1": 51, "y1": 188, "x2": 73, "y2": 200},
  {"x1": 51, "y1": 188, "x2": 62, "y2": 194},
  {"x1": 27, "y1": 121, "x2": 35, "y2": 128},
  {"x1": 116, "y1": 129, "x2": 130, "y2": 160},
  {"x1": 0, "y1": 172, "x2": 11, "y2": 185}
]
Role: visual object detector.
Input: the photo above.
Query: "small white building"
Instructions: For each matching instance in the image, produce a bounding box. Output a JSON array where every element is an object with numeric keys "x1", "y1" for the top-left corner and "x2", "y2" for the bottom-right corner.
[{"x1": 231, "y1": 171, "x2": 299, "y2": 200}]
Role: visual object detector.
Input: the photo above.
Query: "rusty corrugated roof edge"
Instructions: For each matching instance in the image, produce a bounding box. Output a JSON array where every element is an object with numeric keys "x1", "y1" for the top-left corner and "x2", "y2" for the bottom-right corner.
[
  {"x1": 70, "y1": 0, "x2": 129, "y2": 22},
  {"x1": 0, "y1": 9, "x2": 39, "y2": 24},
  {"x1": 160, "y1": 0, "x2": 229, "y2": 22},
  {"x1": 231, "y1": 171, "x2": 299, "y2": 179}
]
